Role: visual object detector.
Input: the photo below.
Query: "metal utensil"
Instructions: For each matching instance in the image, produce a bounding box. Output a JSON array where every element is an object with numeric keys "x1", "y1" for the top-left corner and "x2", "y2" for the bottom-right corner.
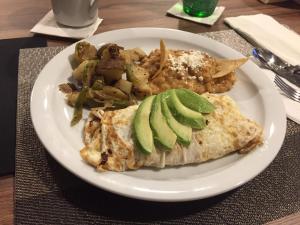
[
  {"x1": 253, "y1": 48, "x2": 300, "y2": 73},
  {"x1": 274, "y1": 75, "x2": 300, "y2": 103},
  {"x1": 252, "y1": 48, "x2": 300, "y2": 87}
]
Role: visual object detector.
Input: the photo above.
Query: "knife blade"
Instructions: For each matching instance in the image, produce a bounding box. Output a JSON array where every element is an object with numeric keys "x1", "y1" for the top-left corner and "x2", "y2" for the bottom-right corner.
[{"x1": 252, "y1": 48, "x2": 300, "y2": 87}]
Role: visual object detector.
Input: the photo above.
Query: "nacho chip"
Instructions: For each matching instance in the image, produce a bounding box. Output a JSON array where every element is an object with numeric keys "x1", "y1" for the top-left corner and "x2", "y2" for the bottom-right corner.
[{"x1": 212, "y1": 57, "x2": 248, "y2": 78}]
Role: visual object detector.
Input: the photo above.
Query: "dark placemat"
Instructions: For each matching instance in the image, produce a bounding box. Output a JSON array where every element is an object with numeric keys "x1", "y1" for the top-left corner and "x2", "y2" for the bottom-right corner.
[
  {"x1": 0, "y1": 37, "x2": 47, "y2": 175},
  {"x1": 16, "y1": 30, "x2": 300, "y2": 225}
]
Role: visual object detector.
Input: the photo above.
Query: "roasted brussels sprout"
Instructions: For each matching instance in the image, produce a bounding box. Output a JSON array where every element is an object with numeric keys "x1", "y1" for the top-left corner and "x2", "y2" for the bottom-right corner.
[
  {"x1": 97, "y1": 43, "x2": 124, "y2": 60},
  {"x1": 96, "y1": 44, "x2": 126, "y2": 84},
  {"x1": 74, "y1": 41, "x2": 97, "y2": 63},
  {"x1": 120, "y1": 48, "x2": 147, "y2": 63},
  {"x1": 101, "y1": 86, "x2": 129, "y2": 100},
  {"x1": 91, "y1": 79, "x2": 105, "y2": 90},
  {"x1": 72, "y1": 60, "x2": 98, "y2": 85},
  {"x1": 96, "y1": 68, "x2": 124, "y2": 84},
  {"x1": 114, "y1": 79, "x2": 133, "y2": 95},
  {"x1": 126, "y1": 63, "x2": 151, "y2": 97}
]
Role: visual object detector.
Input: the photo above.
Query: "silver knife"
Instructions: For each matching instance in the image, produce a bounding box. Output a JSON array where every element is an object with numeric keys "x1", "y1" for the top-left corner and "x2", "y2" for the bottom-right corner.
[{"x1": 252, "y1": 48, "x2": 300, "y2": 87}]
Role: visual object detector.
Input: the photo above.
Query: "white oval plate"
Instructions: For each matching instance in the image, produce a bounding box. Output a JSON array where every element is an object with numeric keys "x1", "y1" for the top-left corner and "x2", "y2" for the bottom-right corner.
[{"x1": 31, "y1": 28, "x2": 286, "y2": 202}]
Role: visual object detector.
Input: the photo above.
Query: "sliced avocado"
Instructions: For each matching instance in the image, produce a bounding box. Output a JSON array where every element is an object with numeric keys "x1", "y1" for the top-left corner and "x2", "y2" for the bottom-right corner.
[
  {"x1": 176, "y1": 88, "x2": 215, "y2": 113},
  {"x1": 167, "y1": 89, "x2": 207, "y2": 129},
  {"x1": 150, "y1": 95, "x2": 177, "y2": 150},
  {"x1": 161, "y1": 93, "x2": 192, "y2": 145},
  {"x1": 133, "y1": 96, "x2": 155, "y2": 154}
]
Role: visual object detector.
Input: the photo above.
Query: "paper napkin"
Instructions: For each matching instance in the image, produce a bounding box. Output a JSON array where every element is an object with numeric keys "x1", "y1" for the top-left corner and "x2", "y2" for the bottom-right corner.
[
  {"x1": 225, "y1": 14, "x2": 300, "y2": 66},
  {"x1": 167, "y1": 2, "x2": 225, "y2": 26},
  {"x1": 31, "y1": 10, "x2": 103, "y2": 39}
]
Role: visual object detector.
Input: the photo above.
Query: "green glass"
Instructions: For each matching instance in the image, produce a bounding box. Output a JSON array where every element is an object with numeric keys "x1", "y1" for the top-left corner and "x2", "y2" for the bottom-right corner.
[{"x1": 183, "y1": 0, "x2": 218, "y2": 17}]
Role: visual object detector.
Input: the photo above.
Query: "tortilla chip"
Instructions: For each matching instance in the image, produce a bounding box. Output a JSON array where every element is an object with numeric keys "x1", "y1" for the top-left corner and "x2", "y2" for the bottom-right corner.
[{"x1": 212, "y1": 57, "x2": 248, "y2": 78}]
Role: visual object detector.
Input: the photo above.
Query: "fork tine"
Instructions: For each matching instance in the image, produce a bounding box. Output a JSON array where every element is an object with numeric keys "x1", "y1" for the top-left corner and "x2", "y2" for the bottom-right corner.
[
  {"x1": 275, "y1": 76, "x2": 300, "y2": 97},
  {"x1": 277, "y1": 89, "x2": 300, "y2": 102},
  {"x1": 275, "y1": 80, "x2": 300, "y2": 100},
  {"x1": 274, "y1": 76, "x2": 300, "y2": 103},
  {"x1": 274, "y1": 84, "x2": 299, "y2": 103},
  {"x1": 274, "y1": 77, "x2": 300, "y2": 102}
]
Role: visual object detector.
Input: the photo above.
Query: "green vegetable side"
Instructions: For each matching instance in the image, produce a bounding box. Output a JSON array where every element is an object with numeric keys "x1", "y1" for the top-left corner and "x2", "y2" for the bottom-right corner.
[
  {"x1": 60, "y1": 41, "x2": 148, "y2": 126},
  {"x1": 133, "y1": 89, "x2": 215, "y2": 154}
]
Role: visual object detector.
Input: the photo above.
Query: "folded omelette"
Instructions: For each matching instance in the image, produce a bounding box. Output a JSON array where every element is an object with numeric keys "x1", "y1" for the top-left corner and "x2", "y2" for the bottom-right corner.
[{"x1": 80, "y1": 93, "x2": 263, "y2": 172}]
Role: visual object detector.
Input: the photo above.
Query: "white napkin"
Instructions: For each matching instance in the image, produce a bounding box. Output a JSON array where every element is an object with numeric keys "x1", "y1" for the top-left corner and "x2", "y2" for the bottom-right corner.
[
  {"x1": 31, "y1": 10, "x2": 103, "y2": 39},
  {"x1": 224, "y1": 14, "x2": 300, "y2": 66},
  {"x1": 224, "y1": 14, "x2": 300, "y2": 124},
  {"x1": 167, "y1": 2, "x2": 225, "y2": 26}
]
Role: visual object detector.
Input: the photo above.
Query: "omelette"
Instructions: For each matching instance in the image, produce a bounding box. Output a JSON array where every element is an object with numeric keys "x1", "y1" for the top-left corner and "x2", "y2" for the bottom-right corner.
[{"x1": 80, "y1": 93, "x2": 263, "y2": 172}]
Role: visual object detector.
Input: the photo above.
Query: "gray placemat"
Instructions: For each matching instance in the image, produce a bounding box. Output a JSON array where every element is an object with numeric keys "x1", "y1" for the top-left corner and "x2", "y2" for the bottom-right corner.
[{"x1": 15, "y1": 30, "x2": 300, "y2": 225}]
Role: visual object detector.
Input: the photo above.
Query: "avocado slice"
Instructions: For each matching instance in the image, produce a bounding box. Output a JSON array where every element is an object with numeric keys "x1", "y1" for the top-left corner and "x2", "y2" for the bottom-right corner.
[
  {"x1": 133, "y1": 95, "x2": 155, "y2": 154},
  {"x1": 161, "y1": 93, "x2": 192, "y2": 145},
  {"x1": 176, "y1": 88, "x2": 215, "y2": 113},
  {"x1": 150, "y1": 95, "x2": 177, "y2": 150},
  {"x1": 167, "y1": 89, "x2": 207, "y2": 129}
]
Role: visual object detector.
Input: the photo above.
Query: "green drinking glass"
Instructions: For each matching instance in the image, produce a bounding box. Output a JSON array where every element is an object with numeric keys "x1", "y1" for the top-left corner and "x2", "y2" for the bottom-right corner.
[{"x1": 183, "y1": 0, "x2": 219, "y2": 17}]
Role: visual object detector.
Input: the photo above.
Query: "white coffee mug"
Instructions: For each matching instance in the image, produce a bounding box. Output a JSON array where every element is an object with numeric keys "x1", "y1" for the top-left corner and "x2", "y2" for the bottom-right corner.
[{"x1": 51, "y1": 0, "x2": 98, "y2": 27}]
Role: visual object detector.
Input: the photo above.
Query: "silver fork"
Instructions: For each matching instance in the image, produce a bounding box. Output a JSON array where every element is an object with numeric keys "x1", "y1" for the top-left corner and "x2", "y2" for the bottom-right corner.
[{"x1": 274, "y1": 75, "x2": 300, "y2": 103}]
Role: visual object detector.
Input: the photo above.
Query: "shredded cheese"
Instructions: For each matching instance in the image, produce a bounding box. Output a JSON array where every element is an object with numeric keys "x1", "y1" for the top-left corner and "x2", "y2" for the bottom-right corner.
[{"x1": 169, "y1": 50, "x2": 206, "y2": 73}]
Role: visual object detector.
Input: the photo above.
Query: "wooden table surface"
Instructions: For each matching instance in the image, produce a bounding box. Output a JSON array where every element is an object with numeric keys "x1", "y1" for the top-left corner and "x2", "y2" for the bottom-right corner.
[{"x1": 0, "y1": 0, "x2": 299, "y2": 224}]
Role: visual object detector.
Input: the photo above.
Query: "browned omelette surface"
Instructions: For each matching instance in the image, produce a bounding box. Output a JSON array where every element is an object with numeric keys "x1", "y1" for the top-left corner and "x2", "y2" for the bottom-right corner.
[{"x1": 80, "y1": 94, "x2": 263, "y2": 172}]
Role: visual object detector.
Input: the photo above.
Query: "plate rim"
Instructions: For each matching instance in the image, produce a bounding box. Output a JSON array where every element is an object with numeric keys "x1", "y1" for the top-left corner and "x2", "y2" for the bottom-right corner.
[{"x1": 30, "y1": 27, "x2": 287, "y2": 202}]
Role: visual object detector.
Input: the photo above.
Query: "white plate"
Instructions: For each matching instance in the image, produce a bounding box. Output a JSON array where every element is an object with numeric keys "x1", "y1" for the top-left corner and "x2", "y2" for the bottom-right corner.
[{"x1": 31, "y1": 28, "x2": 286, "y2": 202}]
